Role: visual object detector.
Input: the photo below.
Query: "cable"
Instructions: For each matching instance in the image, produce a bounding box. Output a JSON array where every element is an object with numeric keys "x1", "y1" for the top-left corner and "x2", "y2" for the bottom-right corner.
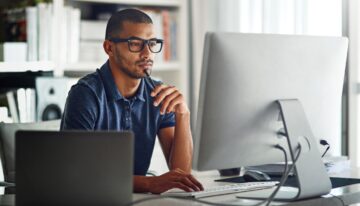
[
  {"x1": 144, "y1": 70, "x2": 157, "y2": 89},
  {"x1": 328, "y1": 193, "x2": 345, "y2": 206},
  {"x1": 126, "y1": 145, "x2": 294, "y2": 206},
  {"x1": 320, "y1": 139, "x2": 330, "y2": 158},
  {"x1": 263, "y1": 145, "x2": 289, "y2": 206},
  {"x1": 264, "y1": 144, "x2": 302, "y2": 206},
  {"x1": 127, "y1": 142, "x2": 301, "y2": 206},
  {"x1": 124, "y1": 195, "x2": 264, "y2": 206},
  {"x1": 246, "y1": 144, "x2": 290, "y2": 206}
]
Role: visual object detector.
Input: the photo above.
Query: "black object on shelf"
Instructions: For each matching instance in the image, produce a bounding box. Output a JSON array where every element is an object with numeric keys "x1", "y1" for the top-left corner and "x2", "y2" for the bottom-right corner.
[
  {"x1": 0, "y1": 70, "x2": 53, "y2": 93},
  {"x1": 218, "y1": 168, "x2": 241, "y2": 176},
  {"x1": 215, "y1": 175, "x2": 360, "y2": 189}
]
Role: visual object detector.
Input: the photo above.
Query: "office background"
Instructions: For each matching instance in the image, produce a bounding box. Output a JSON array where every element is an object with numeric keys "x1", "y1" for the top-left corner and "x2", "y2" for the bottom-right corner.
[{"x1": 0, "y1": 0, "x2": 359, "y2": 176}]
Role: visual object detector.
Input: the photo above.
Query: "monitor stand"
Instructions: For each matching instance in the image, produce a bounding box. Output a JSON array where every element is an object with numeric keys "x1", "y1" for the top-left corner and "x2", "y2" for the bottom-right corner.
[{"x1": 238, "y1": 99, "x2": 331, "y2": 201}]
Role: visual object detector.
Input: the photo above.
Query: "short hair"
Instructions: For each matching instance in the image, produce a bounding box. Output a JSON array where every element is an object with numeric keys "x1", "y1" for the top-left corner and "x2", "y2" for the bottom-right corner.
[{"x1": 105, "y1": 8, "x2": 153, "y2": 40}]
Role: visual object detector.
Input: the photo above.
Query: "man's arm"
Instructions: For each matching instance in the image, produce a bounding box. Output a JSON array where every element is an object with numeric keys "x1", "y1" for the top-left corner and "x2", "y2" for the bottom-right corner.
[
  {"x1": 133, "y1": 111, "x2": 200, "y2": 194},
  {"x1": 152, "y1": 84, "x2": 193, "y2": 172},
  {"x1": 133, "y1": 168, "x2": 202, "y2": 194},
  {"x1": 131, "y1": 84, "x2": 203, "y2": 194},
  {"x1": 61, "y1": 84, "x2": 98, "y2": 130},
  {"x1": 157, "y1": 115, "x2": 192, "y2": 173}
]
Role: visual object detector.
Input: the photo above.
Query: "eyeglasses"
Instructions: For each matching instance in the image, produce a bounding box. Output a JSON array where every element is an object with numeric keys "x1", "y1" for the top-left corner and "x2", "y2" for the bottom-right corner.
[{"x1": 108, "y1": 37, "x2": 164, "y2": 53}]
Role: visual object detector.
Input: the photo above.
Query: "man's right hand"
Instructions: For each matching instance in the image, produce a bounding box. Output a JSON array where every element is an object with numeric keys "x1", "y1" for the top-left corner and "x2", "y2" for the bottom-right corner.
[{"x1": 146, "y1": 168, "x2": 204, "y2": 194}]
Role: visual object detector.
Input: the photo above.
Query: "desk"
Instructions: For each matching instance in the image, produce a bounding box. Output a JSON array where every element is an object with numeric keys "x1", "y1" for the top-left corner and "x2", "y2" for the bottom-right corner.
[{"x1": 1, "y1": 169, "x2": 360, "y2": 206}]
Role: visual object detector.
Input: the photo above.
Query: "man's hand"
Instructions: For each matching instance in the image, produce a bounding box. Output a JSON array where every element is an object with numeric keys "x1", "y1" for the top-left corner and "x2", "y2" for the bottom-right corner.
[
  {"x1": 151, "y1": 85, "x2": 189, "y2": 115},
  {"x1": 146, "y1": 168, "x2": 203, "y2": 194}
]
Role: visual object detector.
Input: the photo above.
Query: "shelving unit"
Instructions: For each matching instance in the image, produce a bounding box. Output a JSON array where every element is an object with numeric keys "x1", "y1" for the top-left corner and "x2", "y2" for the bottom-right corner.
[
  {"x1": 50, "y1": 0, "x2": 190, "y2": 102},
  {"x1": 64, "y1": 61, "x2": 181, "y2": 72},
  {"x1": 1, "y1": 0, "x2": 189, "y2": 101},
  {"x1": 1, "y1": 0, "x2": 189, "y2": 175},
  {"x1": 0, "y1": 61, "x2": 54, "y2": 72},
  {"x1": 1, "y1": 0, "x2": 189, "y2": 102},
  {"x1": 67, "y1": 0, "x2": 181, "y2": 7}
]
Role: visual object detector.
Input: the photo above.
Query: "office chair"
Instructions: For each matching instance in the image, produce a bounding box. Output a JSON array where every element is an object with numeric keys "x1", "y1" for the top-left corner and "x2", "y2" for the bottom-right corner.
[{"x1": 0, "y1": 120, "x2": 60, "y2": 194}]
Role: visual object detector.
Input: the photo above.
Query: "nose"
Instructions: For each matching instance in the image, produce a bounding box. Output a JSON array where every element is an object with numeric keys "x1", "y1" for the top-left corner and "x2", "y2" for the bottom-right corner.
[{"x1": 140, "y1": 42, "x2": 151, "y2": 59}]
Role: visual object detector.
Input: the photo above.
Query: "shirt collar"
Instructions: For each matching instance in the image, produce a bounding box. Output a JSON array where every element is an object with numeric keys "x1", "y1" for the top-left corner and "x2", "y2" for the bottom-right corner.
[{"x1": 99, "y1": 60, "x2": 146, "y2": 102}]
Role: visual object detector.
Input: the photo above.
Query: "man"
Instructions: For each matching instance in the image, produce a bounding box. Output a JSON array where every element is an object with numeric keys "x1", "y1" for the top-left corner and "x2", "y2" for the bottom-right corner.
[{"x1": 60, "y1": 9, "x2": 203, "y2": 194}]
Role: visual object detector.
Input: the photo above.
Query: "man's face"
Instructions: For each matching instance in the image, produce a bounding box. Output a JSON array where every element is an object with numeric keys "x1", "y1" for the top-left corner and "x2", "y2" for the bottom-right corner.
[{"x1": 111, "y1": 22, "x2": 156, "y2": 79}]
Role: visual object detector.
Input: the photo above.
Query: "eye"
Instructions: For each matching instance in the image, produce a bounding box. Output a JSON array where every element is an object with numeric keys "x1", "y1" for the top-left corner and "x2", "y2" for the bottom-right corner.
[
  {"x1": 148, "y1": 41, "x2": 157, "y2": 47},
  {"x1": 129, "y1": 40, "x2": 142, "y2": 47}
]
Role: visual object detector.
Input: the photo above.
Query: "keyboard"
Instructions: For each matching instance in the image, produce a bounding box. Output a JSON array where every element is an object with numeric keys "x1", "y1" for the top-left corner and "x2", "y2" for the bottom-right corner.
[{"x1": 161, "y1": 181, "x2": 278, "y2": 198}]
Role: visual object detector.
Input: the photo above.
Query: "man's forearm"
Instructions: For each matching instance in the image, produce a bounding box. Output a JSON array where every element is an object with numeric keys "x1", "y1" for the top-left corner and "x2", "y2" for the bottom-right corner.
[
  {"x1": 133, "y1": 175, "x2": 152, "y2": 193},
  {"x1": 169, "y1": 112, "x2": 193, "y2": 173}
]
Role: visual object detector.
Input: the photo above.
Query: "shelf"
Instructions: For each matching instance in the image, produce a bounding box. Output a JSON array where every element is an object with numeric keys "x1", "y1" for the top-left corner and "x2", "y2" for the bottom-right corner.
[
  {"x1": 0, "y1": 61, "x2": 54, "y2": 72},
  {"x1": 153, "y1": 61, "x2": 181, "y2": 71},
  {"x1": 64, "y1": 61, "x2": 181, "y2": 72},
  {"x1": 67, "y1": 0, "x2": 181, "y2": 7}
]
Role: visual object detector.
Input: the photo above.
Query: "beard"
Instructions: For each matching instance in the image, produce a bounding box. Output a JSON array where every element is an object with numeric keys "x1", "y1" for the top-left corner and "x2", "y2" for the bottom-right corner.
[
  {"x1": 114, "y1": 48, "x2": 153, "y2": 79},
  {"x1": 119, "y1": 65, "x2": 144, "y2": 79}
]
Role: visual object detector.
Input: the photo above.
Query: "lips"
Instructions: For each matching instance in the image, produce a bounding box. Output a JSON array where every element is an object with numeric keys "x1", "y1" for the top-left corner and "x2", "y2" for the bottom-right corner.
[
  {"x1": 138, "y1": 63, "x2": 152, "y2": 67},
  {"x1": 137, "y1": 62, "x2": 153, "y2": 69},
  {"x1": 137, "y1": 59, "x2": 153, "y2": 65}
]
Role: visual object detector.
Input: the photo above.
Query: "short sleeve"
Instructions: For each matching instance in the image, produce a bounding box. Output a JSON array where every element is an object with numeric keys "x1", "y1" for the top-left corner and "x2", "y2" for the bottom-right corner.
[
  {"x1": 159, "y1": 112, "x2": 176, "y2": 129},
  {"x1": 60, "y1": 84, "x2": 98, "y2": 130}
]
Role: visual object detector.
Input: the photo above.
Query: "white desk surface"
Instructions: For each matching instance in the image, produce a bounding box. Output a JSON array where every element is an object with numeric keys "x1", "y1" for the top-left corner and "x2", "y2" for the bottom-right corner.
[
  {"x1": 0, "y1": 168, "x2": 360, "y2": 206},
  {"x1": 128, "y1": 168, "x2": 360, "y2": 206}
]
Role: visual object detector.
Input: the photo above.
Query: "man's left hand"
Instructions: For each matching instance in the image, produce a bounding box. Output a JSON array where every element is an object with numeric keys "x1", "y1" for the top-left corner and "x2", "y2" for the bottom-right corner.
[{"x1": 151, "y1": 85, "x2": 189, "y2": 115}]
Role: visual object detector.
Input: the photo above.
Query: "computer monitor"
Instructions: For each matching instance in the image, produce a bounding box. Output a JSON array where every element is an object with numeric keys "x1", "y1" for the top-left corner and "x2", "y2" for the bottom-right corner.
[{"x1": 193, "y1": 32, "x2": 348, "y2": 200}]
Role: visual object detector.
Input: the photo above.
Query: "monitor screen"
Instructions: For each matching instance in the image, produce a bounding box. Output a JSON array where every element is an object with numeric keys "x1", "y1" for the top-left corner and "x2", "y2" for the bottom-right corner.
[{"x1": 193, "y1": 32, "x2": 348, "y2": 172}]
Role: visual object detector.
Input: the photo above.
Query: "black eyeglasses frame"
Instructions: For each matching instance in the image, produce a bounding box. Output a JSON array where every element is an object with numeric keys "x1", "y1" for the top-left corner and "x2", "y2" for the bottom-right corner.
[{"x1": 108, "y1": 36, "x2": 164, "y2": 53}]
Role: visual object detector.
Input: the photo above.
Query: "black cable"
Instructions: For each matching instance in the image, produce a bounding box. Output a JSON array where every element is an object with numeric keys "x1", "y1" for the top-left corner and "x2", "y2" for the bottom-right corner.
[
  {"x1": 144, "y1": 70, "x2": 157, "y2": 89},
  {"x1": 320, "y1": 139, "x2": 330, "y2": 157}
]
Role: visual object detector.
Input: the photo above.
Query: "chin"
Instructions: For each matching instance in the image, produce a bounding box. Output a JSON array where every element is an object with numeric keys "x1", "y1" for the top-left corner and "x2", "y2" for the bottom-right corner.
[{"x1": 133, "y1": 72, "x2": 146, "y2": 79}]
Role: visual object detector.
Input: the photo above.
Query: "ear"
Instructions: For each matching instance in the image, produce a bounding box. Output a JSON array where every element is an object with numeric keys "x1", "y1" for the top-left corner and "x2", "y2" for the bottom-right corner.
[{"x1": 103, "y1": 40, "x2": 115, "y2": 57}]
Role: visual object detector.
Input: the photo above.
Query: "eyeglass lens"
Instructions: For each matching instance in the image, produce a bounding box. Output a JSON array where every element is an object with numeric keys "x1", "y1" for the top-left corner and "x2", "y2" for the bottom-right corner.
[{"x1": 128, "y1": 39, "x2": 162, "y2": 53}]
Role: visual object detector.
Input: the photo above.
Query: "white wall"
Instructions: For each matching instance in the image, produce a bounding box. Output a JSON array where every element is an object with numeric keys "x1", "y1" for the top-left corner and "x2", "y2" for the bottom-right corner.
[
  {"x1": 191, "y1": 0, "x2": 343, "y2": 156},
  {"x1": 347, "y1": 0, "x2": 360, "y2": 167}
]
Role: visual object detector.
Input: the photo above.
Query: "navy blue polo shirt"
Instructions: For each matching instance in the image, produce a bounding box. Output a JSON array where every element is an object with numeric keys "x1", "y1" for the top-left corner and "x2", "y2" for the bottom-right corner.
[{"x1": 60, "y1": 61, "x2": 176, "y2": 175}]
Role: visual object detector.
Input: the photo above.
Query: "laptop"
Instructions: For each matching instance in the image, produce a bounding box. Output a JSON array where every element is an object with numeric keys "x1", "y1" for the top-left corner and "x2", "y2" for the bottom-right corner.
[{"x1": 15, "y1": 131, "x2": 133, "y2": 206}]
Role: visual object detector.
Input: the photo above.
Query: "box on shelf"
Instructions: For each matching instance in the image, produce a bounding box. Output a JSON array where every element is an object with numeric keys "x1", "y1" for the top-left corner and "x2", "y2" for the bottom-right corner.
[
  {"x1": 79, "y1": 41, "x2": 108, "y2": 62},
  {"x1": 0, "y1": 107, "x2": 13, "y2": 123},
  {"x1": 80, "y1": 20, "x2": 107, "y2": 40},
  {"x1": 0, "y1": 42, "x2": 27, "y2": 62}
]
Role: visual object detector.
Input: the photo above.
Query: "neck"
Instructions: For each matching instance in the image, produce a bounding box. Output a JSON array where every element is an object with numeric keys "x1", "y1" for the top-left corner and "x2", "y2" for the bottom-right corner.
[{"x1": 108, "y1": 60, "x2": 141, "y2": 99}]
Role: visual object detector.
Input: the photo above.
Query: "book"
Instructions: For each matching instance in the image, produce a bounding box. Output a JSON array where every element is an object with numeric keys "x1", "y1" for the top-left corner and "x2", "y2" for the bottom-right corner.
[
  {"x1": 66, "y1": 7, "x2": 81, "y2": 63},
  {"x1": 169, "y1": 12, "x2": 178, "y2": 61},
  {"x1": 0, "y1": 107, "x2": 13, "y2": 123},
  {"x1": 4, "y1": 8, "x2": 27, "y2": 42},
  {"x1": 16, "y1": 88, "x2": 27, "y2": 123},
  {"x1": 162, "y1": 10, "x2": 171, "y2": 61},
  {"x1": 26, "y1": 6, "x2": 38, "y2": 61},
  {"x1": 37, "y1": 3, "x2": 50, "y2": 61},
  {"x1": 0, "y1": 42, "x2": 27, "y2": 62},
  {"x1": 143, "y1": 9, "x2": 164, "y2": 63},
  {"x1": 25, "y1": 88, "x2": 36, "y2": 122},
  {"x1": 6, "y1": 91, "x2": 19, "y2": 123}
]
